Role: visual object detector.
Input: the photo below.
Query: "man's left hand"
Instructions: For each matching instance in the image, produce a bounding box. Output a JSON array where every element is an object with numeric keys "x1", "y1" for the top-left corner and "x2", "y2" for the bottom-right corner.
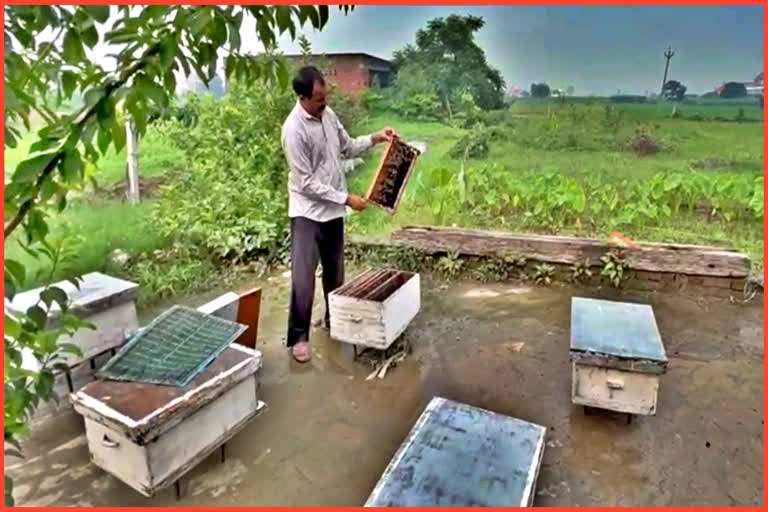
[{"x1": 372, "y1": 127, "x2": 398, "y2": 144}]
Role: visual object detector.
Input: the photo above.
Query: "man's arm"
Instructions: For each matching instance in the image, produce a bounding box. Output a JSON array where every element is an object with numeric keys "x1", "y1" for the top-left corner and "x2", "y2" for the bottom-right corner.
[{"x1": 283, "y1": 127, "x2": 348, "y2": 205}]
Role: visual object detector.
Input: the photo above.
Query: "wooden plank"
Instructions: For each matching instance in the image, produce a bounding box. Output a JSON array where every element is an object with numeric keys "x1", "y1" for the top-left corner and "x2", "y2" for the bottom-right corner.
[
  {"x1": 235, "y1": 287, "x2": 262, "y2": 349},
  {"x1": 392, "y1": 225, "x2": 751, "y2": 277}
]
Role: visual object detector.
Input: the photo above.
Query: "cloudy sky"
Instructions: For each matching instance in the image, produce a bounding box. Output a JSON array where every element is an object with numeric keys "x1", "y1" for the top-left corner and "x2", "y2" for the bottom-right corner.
[{"x1": 242, "y1": 5, "x2": 763, "y2": 96}]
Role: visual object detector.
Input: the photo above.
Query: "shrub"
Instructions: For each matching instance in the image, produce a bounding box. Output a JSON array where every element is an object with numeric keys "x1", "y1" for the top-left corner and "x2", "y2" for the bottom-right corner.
[{"x1": 151, "y1": 83, "x2": 294, "y2": 263}]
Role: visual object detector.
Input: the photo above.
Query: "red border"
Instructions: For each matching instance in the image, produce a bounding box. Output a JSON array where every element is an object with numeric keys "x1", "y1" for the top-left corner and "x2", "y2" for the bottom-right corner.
[{"x1": 1, "y1": 2, "x2": 766, "y2": 510}]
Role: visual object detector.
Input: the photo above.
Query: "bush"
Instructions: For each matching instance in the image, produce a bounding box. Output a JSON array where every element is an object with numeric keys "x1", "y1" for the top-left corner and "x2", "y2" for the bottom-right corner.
[
  {"x1": 330, "y1": 90, "x2": 368, "y2": 130},
  {"x1": 151, "y1": 83, "x2": 294, "y2": 263},
  {"x1": 448, "y1": 125, "x2": 501, "y2": 159}
]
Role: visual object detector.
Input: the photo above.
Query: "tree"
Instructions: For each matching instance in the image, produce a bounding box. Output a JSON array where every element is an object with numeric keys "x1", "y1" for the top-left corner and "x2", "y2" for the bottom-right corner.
[
  {"x1": 719, "y1": 81, "x2": 747, "y2": 99},
  {"x1": 391, "y1": 15, "x2": 505, "y2": 115},
  {"x1": 3, "y1": 5, "x2": 353, "y2": 505},
  {"x1": 530, "y1": 83, "x2": 551, "y2": 97},
  {"x1": 662, "y1": 79, "x2": 687, "y2": 101},
  {"x1": 566, "y1": 85, "x2": 575, "y2": 96}
]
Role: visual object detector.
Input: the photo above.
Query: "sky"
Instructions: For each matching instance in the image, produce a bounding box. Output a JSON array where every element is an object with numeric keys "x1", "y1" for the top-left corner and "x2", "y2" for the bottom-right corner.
[{"x1": 240, "y1": 5, "x2": 764, "y2": 96}]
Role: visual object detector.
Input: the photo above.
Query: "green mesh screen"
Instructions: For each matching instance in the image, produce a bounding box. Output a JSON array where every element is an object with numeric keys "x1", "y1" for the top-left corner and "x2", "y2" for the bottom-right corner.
[{"x1": 97, "y1": 305, "x2": 247, "y2": 387}]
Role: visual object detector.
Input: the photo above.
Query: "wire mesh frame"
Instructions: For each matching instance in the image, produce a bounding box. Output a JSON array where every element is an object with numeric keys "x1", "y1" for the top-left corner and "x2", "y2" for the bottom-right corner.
[{"x1": 97, "y1": 305, "x2": 247, "y2": 387}]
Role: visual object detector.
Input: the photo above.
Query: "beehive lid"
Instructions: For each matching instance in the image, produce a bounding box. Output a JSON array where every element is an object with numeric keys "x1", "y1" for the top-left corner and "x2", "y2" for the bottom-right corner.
[
  {"x1": 97, "y1": 305, "x2": 247, "y2": 387},
  {"x1": 72, "y1": 344, "x2": 262, "y2": 444},
  {"x1": 570, "y1": 297, "x2": 667, "y2": 363},
  {"x1": 7, "y1": 272, "x2": 138, "y2": 320},
  {"x1": 365, "y1": 397, "x2": 546, "y2": 507}
]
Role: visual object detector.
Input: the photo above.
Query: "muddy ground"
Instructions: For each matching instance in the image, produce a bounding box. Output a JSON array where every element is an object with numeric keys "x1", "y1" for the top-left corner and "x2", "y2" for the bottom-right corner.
[{"x1": 6, "y1": 271, "x2": 764, "y2": 506}]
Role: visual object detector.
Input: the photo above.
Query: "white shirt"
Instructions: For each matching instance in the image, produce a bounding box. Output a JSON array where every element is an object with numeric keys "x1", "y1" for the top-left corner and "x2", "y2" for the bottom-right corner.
[{"x1": 281, "y1": 101, "x2": 374, "y2": 222}]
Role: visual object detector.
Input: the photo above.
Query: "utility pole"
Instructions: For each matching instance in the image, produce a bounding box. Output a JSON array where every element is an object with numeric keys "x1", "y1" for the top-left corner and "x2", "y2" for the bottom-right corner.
[
  {"x1": 125, "y1": 120, "x2": 140, "y2": 204},
  {"x1": 660, "y1": 46, "x2": 675, "y2": 97}
]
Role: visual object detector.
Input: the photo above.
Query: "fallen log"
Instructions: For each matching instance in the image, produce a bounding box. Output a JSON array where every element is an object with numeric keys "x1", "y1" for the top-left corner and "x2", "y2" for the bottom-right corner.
[{"x1": 391, "y1": 226, "x2": 751, "y2": 278}]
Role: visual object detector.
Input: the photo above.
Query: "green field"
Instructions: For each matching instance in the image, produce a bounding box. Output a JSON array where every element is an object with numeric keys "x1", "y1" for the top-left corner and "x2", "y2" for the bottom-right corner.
[
  {"x1": 4, "y1": 97, "x2": 764, "y2": 302},
  {"x1": 347, "y1": 99, "x2": 764, "y2": 266}
]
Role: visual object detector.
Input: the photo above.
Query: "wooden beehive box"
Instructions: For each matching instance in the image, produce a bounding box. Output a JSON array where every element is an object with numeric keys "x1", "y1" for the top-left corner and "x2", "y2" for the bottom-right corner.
[
  {"x1": 570, "y1": 297, "x2": 668, "y2": 417},
  {"x1": 329, "y1": 268, "x2": 420, "y2": 350},
  {"x1": 70, "y1": 344, "x2": 266, "y2": 497},
  {"x1": 7, "y1": 272, "x2": 139, "y2": 370},
  {"x1": 365, "y1": 397, "x2": 547, "y2": 507},
  {"x1": 365, "y1": 136, "x2": 421, "y2": 213}
]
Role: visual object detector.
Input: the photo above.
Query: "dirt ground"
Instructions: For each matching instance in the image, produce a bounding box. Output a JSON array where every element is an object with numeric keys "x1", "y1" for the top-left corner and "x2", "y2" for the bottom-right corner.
[{"x1": 6, "y1": 271, "x2": 764, "y2": 507}]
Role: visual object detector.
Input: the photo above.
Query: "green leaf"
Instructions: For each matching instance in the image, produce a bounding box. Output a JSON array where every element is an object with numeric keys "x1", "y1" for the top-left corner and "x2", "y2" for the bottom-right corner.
[
  {"x1": 63, "y1": 29, "x2": 86, "y2": 61},
  {"x1": 82, "y1": 5, "x2": 110, "y2": 22},
  {"x1": 40, "y1": 286, "x2": 68, "y2": 310},
  {"x1": 257, "y1": 18, "x2": 275, "y2": 49},
  {"x1": 5, "y1": 314, "x2": 21, "y2": 338},
  {"x1": 5, "y1": 258, "x2": 26, "y2": 287},
  {"x1": 57, "y1": 343, "x2": 83, "y2": 357},
  {"x1": 4, "y1": 274, "x2": 16, "y2": 301},
  {"x1": 276, "y1": 58, "x2": 290, "y2": 90},
  {"x1": 35, "y1": 371, "x2": 55, "y2": 398},
  {"x1": 189, "y1": 7, "x2": 211, "y2": 36},
  {"x1": 318, "y1": 5, "x2": 329, "y2": 29},
  {"x1": 228, "y1": 11, "x2": 243, "y2": 49},
  {"x1": 60, "y1": 70, "x2": 78, "y2": 98},
  {"x1": 81, "y1": 24, "x2": 99, "y2": 48},
  {"x1": 60, "y1": 151, "x2": 83, "y2": 183},
  {"x1": 39, "y1": 174, "x2": 58, "y2": 201},
  {"x1": 13, "y1": 152, "x2": 57, "y2": 184},
  {"x1": 140, "y1": 78, "x2": 168, "y2": 108},
  {"x1": 159, "y1": 37, "x2": 177, "y2": 69},
  {"x1": 97, "y1": 126, "x2": 111, "y2": 154},
  {"x1": 26, "y1": 305, "x2": 47, "y2": 329},
  {"x1": 112, "y1": 117, "x2": 127, "y2": 153}
]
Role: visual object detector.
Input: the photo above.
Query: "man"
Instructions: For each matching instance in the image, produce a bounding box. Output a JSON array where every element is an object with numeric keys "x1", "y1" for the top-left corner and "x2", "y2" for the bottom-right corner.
[{"x1": 281, "y1": 65, "x2": 396, "y2": 363}]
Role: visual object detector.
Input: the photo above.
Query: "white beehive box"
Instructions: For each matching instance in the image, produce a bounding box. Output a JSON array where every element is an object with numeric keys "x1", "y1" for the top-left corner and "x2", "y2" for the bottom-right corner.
[
  {"x1": 570, "y1": 297, "x2": 668, "y2": 417},
  {"x1": 7, "y1": 272, "x2": 139, "y2": 369},
  {"x1": 329, "y1": 268, "x2": 420, "y2": 350},
  {"x1": 70, "y1": 344, "x2": 266, "y2": 497}
]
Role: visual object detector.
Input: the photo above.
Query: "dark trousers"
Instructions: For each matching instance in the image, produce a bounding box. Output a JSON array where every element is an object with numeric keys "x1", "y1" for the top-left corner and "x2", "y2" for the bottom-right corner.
[{"x1": 286, "y1": 216, "x2": 345, "y2": 346}]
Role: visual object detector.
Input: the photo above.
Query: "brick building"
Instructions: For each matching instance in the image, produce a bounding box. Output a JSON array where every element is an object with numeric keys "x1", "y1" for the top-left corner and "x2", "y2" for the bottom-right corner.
[{"x1": 284, "y1": 53, "x2": 394, "y2": 97}]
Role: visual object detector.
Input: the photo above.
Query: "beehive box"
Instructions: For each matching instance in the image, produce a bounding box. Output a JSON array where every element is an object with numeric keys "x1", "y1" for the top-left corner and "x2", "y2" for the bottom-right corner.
[
  {"x1": 365, "y1": 397, "x2": 547, "y2": 507},
  {"x1": 70, "y1": 344, "x2": 266, "y2": 497},
  {"x1": 365, "y1": 136, "x2": 421, "y2": 213},
  {"x1": 329, "y1": 268, "x2": 420, "y2": 350},
  {"x1": 197, "y1": 287, "x2": 262, "y2": 349},
  {"x1": 7, "y1": 272, "x2": 139, "y2": 369},
  {"x1": 570, "y1": 297, "x2": 668, "y2": 416}
]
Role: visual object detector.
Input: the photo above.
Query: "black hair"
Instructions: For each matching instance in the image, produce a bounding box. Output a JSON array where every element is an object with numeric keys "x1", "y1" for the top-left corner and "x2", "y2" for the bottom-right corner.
[{"x1": 292, "y1": 66, "x2": 326, "y2": 98}]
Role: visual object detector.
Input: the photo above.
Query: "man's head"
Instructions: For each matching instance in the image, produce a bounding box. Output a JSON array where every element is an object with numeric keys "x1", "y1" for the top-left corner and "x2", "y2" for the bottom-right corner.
[{"x1": 293, "y1": 65, "x2": 327, "y2": 118}]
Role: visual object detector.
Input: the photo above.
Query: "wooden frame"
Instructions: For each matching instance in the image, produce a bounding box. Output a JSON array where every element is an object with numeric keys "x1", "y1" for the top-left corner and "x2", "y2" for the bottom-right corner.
[{"x1": 365, "y1": 136, "x2": 421, "y2": 214}]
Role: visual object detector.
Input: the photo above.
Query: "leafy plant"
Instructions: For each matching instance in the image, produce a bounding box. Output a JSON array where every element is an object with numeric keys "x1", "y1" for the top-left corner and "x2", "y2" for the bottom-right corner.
[
  {"x1": 600, "y1": 250, "x2": 627, "y2": 288},
  {"x1": 533, "y1": 263, "x2": 555, "y2": 286},
  {"x1": 570, "y1": 259, "x2": 593, "y2": 282},
  {"x1": 437, "y1": 251, "x2": 464, "y2": 278},
  {"x1": 151, "y1": 84, "x2": 293, "y2": 263}
]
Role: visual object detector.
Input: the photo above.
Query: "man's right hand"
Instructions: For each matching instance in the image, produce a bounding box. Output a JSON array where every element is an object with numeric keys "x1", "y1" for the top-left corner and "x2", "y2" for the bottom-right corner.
[{"x1": 345, "y1": 194, "x2": 368, "y2": 212}]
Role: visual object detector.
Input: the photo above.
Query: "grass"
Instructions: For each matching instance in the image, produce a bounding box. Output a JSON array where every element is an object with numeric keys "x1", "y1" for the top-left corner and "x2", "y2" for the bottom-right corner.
[
  {"x1": 4, "y1": 198, "x2": 166, "y2": 288},
  {"x1": 5, "y1": 124, "x2": 182, "y2": 290},
  {"x1": 4, "y1": 125, "x2": 181, "y2": 186}
]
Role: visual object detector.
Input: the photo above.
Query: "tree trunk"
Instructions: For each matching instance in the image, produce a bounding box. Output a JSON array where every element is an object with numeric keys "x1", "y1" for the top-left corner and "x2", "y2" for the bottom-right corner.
[{"x1": 125, "y1": 120, "x2": 140, "y2": 204}]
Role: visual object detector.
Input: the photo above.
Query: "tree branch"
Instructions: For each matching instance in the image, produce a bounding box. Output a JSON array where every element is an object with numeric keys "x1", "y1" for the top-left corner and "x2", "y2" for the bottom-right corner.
[{"x1": 4, "y1": 50, "x2": 159, "y2": 240}]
